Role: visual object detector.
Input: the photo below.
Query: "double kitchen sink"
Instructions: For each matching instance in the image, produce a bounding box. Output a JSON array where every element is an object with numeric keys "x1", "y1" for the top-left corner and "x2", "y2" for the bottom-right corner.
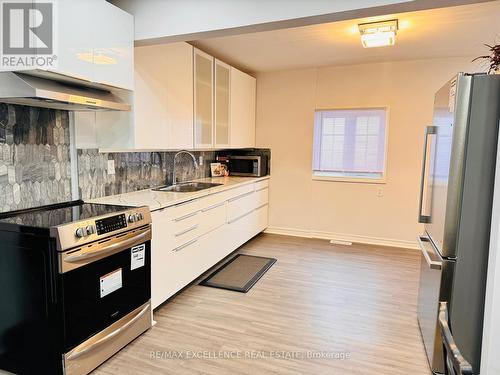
[{"x1": 153, "y1": 182, "x2": 222, "y2": 193}]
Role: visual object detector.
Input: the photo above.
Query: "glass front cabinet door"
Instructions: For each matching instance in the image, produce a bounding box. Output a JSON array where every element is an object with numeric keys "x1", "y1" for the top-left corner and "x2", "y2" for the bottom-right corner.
[
  {"x1": 214, "y1": 59, "x2": 231, "y2": 147},
  {"x1": 194, "y1": 48, "x2": 214, "y2": 148}
]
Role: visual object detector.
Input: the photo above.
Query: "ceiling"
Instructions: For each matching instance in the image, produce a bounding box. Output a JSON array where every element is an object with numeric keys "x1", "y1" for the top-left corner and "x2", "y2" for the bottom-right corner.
[{"x1": 191, "y1": 1, "x2": 500, "y2": 74}]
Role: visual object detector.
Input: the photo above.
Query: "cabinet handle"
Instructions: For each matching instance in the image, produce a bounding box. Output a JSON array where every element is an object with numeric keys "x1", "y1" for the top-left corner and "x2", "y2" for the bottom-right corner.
[
  {"x1": 201, "y1": 202, "x2": 225, "y2": 212},
  {"x1": 228, "y1": 210, "x2": 254, "y2": 224},
  {"x1": 174, "y1": 211, "x2": 198, "y2": 222},
  {"x1": 228, "y1": 191, "x2": 254, "y2": 202},
  {"x1": 255, "y1": 203, "x2": 268, "y2": 211},
  {"x1": 172, "y1": 238, "x2": 198, "y2": 252},
  {"x1": 174, "y1": 224, "x2": 199, "y2": 237},
  {"x1": 175, "y1": 198, "x2": 198, "y2": 207},
  {"x1": 255, "y1": 186, "x2": 268, "y2": 192}
]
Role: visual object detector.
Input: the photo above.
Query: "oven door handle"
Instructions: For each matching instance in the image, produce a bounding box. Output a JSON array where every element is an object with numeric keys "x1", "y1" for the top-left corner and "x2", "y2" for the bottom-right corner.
[
  {"x1": 64, "y1": 228, "x2": 151, "y2": 264},
  {"x1": 66, "y1": 303, "x2": 150, "y2": 360}
]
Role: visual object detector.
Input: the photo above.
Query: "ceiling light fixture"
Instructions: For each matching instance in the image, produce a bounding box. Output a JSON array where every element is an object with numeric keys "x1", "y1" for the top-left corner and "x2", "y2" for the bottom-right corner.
[{"x1": 358, "y1": 19, "x2": 398, "y2": 48}]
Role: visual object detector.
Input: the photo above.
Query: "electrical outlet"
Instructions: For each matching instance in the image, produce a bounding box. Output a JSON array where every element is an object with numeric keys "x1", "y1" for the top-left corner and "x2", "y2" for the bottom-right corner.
[
  {"x1": 377, "y1": 187, "x2": 384, "y2": 198},
  {"x1": 198, "y1": 155, "x2": 203, "y2": 166},
  {"x1": 107, "y1": 160, "x2": 115, "y2": 175}
]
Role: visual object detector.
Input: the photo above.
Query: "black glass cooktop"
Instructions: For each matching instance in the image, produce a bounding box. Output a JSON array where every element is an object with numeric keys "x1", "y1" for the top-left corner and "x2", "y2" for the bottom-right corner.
[{"x1": 0, "y1": 200, "x2": 132, "y2": 229}]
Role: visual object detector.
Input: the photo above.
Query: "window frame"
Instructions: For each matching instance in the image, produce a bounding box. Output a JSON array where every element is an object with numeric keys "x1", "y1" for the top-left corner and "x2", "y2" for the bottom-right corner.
[{"x1": 311, "y1": 106, "x2": 390, "y2": 184}]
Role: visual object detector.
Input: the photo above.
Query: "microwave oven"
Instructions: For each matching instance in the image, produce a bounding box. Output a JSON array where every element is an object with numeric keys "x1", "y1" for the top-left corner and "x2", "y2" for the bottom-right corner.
[{"x1": 227, "y1": 155, "x2": 268, "y2": 177}]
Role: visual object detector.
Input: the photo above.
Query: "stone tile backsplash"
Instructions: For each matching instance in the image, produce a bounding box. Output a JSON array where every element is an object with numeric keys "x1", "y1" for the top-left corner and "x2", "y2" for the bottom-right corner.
[
  {"x1": 78, "y1": 149, "x2": 216, "y2": 200},
  {"x1": 0, "y1": 103, "x2": 271, "y2": 212},
  {"x1": 0, "y1": 104, "x2": 72, "y2": 213}
]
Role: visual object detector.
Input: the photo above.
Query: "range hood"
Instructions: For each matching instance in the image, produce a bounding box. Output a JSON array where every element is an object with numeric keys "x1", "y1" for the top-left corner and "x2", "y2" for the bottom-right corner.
[{"x1": 0, "y1": 72, "x2": 131, "y2": 111}]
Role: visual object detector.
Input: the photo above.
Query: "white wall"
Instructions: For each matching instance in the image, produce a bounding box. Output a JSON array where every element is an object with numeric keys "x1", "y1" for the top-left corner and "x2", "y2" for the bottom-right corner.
[{"x1": 256, "y1": 56, "x2": 480, "y2": 248}]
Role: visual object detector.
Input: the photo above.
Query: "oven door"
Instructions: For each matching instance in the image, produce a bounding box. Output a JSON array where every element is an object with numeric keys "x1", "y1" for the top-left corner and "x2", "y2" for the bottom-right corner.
[{"x1": 59, "y1": 225, "x2": 151, "y2": 351}]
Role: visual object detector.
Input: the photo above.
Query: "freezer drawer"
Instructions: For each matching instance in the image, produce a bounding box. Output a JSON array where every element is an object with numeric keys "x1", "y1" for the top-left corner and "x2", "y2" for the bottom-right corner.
[
  {"x1": 439, "y1": 302, "x2": 473, "y2": 375},
  {"x1": 417, "y1": 235, "x2": 445, "y2": 374}
]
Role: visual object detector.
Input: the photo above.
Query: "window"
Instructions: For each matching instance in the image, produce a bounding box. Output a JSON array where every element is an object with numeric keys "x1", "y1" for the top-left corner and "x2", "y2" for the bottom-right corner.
[{"x1": 312, "y1": 108, "x2": 388, "y2": 182}]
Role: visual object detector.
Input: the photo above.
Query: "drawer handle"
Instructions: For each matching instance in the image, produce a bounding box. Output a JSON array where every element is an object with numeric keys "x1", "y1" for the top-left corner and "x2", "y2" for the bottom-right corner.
[
  {"x1": 228, "y1": 191, "x2": 254, "y2": 202},
  {"x1": 255, "y1": 186, "x2": 268, "y2": 192},
  {"x1": 175, "y1": 198, "x2": 198, "y2": 207},
  {"x1": 66, "y1": 303, "x2": 150, "y2": 360},
  {"x1": 201, "y1": 202, "x2": 225, "y2": 212},
  {"x1": 255, "y1": 203, "x2": 268, "y2": 211},
  {"x1": 228, "y1": 210, "x2": 254, "y2": 224},
  {"x1": 174, "y1": 224, "x2": 199, "y2": 237},
  {"x1": 174, "y1": 211, "x2": 198, "y2": 222},
  {"x1": 172, "y1": 238, "x2": 198, "y2": 252}
]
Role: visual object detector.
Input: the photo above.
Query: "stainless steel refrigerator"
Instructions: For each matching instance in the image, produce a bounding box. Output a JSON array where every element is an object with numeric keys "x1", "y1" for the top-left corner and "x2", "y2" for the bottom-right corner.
[{"x1": 417, "y1": 73, "x2": 500, "y2": 374}]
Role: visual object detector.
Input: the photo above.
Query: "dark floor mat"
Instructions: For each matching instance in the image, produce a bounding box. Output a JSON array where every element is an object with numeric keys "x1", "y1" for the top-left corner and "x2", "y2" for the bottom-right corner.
[{"x1": 200, "y1": 254, "x2": 277, "y2": 293}]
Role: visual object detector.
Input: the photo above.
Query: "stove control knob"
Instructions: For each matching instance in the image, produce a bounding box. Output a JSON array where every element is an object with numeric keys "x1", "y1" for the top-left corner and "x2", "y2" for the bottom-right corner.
[
  {"x1": 128, "y1": 214, "x2": 138, "y2": 223},
  {"x1": 86, "y1": 225, "x2": 96, "y2": 235},
  {"x1": 75, "y1": 227, "x2": 86, "y2": 238},
  {"x1": 137, "y1": 213, "x2": 144, "y2": 221}
]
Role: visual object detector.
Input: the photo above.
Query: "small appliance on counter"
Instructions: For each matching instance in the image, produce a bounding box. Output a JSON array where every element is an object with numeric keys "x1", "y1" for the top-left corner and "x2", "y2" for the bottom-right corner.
[
  {"x1": 217, "y1": 154, "x2": 269, "y2": 177},
  {"x1": 0, "y1": 200, "x2": 153, "y2": 375}
]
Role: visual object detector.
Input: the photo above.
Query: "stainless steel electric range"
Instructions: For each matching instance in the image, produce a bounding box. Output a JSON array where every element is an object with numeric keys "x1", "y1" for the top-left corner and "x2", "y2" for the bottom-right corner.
[{"x1": 0, "y1": 200, "x2": 152, "y2": 375}]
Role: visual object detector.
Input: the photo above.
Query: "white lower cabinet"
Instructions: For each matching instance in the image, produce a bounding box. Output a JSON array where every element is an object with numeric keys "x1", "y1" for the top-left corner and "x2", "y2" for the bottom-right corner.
[
  {"x1": 150, "y1": 209, "x2": 173, "y2": 309},
  {"x1": 199, "y1": 202, "x2": 226, "y2": 235},
  {"x1": 151, "y1": 180, "x2": 269, "y2": 309}
]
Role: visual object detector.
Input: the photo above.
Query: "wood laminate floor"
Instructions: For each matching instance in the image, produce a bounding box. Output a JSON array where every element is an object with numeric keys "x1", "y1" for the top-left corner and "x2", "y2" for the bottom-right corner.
[{"x1": 94, "y1": 233, "x2": 430, "y2": 375}]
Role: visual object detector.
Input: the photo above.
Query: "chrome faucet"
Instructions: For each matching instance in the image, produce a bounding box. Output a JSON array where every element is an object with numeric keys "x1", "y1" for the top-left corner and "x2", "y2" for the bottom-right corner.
[{"x1": 172, "y1": 150, "x2": 198, "y2": 185}]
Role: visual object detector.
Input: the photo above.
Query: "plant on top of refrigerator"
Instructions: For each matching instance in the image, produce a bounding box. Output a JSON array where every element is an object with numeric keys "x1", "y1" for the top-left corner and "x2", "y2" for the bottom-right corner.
[{"x1": 473, "y1": 44, "x2": 500, "y2": 74}]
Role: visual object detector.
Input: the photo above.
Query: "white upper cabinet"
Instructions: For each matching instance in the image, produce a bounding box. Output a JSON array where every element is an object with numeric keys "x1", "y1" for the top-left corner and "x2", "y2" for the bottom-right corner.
[
  {"x1": 194, "y1": 49, "x2": 214, "y2": 148},
  {"x1": 230, "y1": 67, "x2": 256, "y2": 148},
  {"x1": 133, "y1": 42, "x2": 194, "y2": 150},
  {"x1": 76, "y1": 42, "x2": 194, "y2": 150},
  {"x1": 31, "y1": 0, "x2": 133, "y2": 90},
  {"x1": 90, "y1": 1, "x2": 134, "y2": 90},
  {"x1": 164, "y1": 43, "x2": 195, "y2": 149},
  {"x1": 74, "y1": 42, "x2": 256, "y2": 151},
  {"x1": 214, "y1": 59, "x2": 231, "y2": 148},
  {"x1": 49, "y1": 0, "x2": 96, "y2": 83}
]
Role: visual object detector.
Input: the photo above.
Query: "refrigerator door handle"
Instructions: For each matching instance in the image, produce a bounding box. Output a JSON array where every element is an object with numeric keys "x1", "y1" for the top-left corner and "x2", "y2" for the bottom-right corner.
[
  {"x1": 438, "y1": 302, "x2": 473, "y2": 375},
  {"x1": 417, "y1": 235, "x2": 443, "y2": 270},
  {"x1": 418, "y1": 126, "x2": 437, "y2": 223}
]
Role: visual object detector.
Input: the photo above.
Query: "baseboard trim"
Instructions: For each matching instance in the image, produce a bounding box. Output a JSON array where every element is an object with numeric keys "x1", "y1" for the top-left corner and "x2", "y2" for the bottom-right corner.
[{"x1": 264, "y1": 226, "x2": 419, "y2": 250}]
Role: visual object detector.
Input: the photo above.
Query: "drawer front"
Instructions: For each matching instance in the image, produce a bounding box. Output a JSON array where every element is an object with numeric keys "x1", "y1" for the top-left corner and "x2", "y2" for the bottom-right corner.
[
  {"x1": 198, "y1": 190, "x2": 228, "y2": 211},
  {"x1": 254, "y1": 179, "x2": 269, "y2": 192},
  {"x1": 227, "y1": 190, "x2": 256, "y2": 222},
  {"x1": 172, "y1": 211, "x2": 199, "y2": 236},
  {"x1": 255, "y1": 187, "x2": 269, "y2": 207},
  {"x1": 173, "y1": 222, "x2": 199, "y2": 248},
  {"x1": 254, "y1": 203, "x2": 269, "y2": 232},
  {"x1": 162, "y1": 238, "x2": 201, "y2": 303},
  {"x1": 224, "y1": 183, "x2": 254, "y2": 201},
  {"x1": 169, "y1": 199, "x2": 200, "y2": 220},
  {"x1": 199, "y1": 202, "x2": 226, "y2": 236},
  {"x1": 227, "y1": 208, "x2": 255, "y2": 250},
  {"x1": 197, "y1": 225, "x2": 229, "y2": 272}
]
